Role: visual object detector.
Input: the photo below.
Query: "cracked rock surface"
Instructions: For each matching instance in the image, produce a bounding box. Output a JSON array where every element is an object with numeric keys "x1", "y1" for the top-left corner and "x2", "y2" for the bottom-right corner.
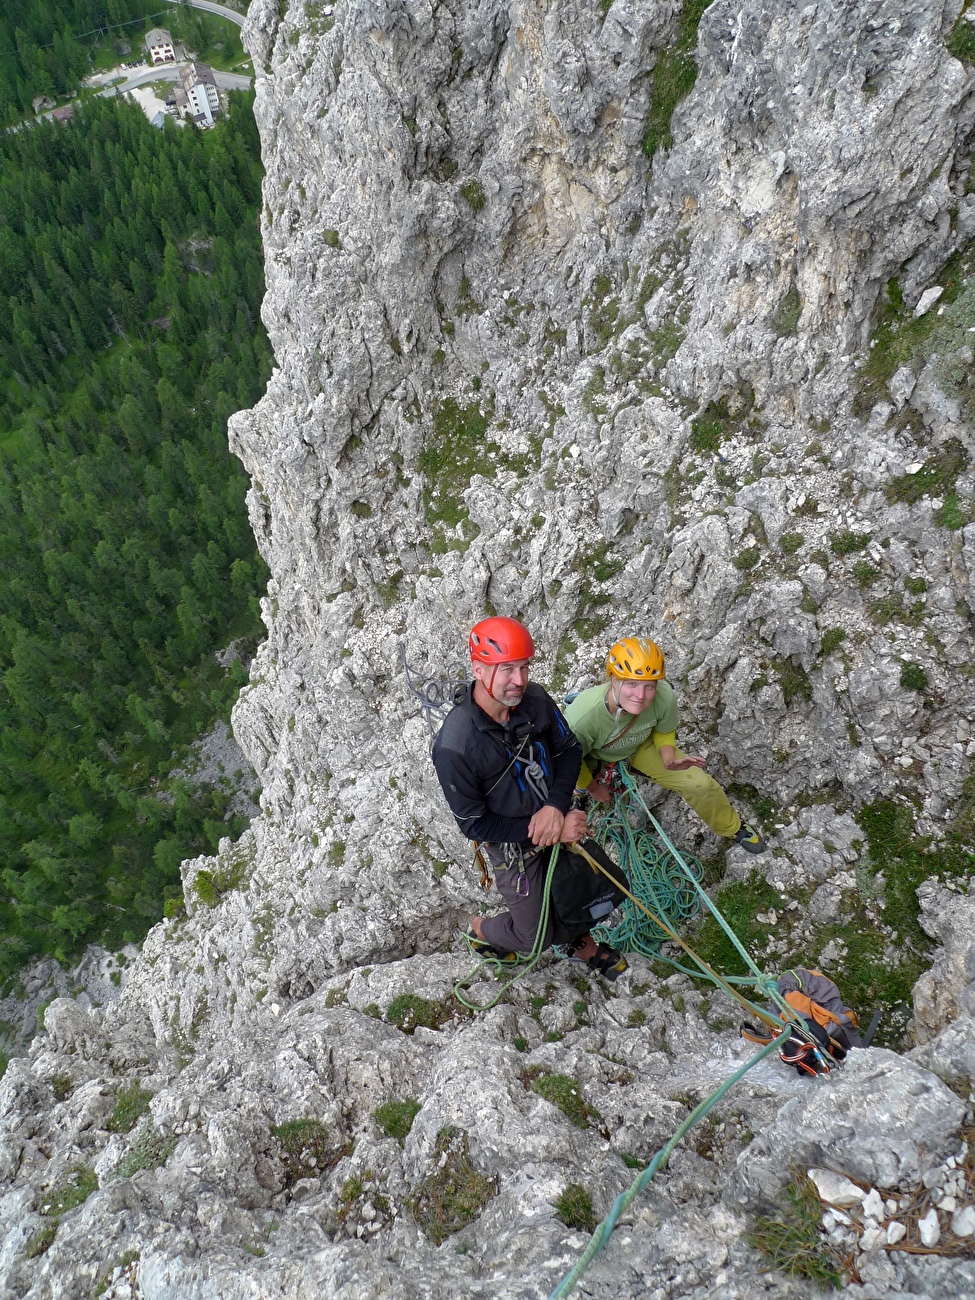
[{"x1": 3, "y1": 0, "x2": 975, "y2": 1296}]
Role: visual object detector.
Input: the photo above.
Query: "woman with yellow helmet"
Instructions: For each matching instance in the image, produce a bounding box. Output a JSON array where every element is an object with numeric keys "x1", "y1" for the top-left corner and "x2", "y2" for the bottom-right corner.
[{"x1": 563, "y1": 636, "x2": 766, "y2": 853}]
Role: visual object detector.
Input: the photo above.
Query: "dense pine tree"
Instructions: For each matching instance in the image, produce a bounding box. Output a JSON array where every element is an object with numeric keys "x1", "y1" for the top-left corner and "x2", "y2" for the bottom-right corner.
[{"x1": 0, "y1": 93, "x2": 270, "y2": 973}]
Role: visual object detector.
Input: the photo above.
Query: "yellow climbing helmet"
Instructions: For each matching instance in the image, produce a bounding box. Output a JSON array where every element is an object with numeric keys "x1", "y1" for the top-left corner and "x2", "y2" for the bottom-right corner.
[{"x1": 606, "y1": 636, "x2": 666, "y2": 681}]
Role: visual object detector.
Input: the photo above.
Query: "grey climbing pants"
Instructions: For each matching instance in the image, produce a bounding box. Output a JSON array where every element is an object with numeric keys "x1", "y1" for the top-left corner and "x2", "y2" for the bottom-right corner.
[{"x1": 479, "y1": 847, "x2": 562, "y2": 954}]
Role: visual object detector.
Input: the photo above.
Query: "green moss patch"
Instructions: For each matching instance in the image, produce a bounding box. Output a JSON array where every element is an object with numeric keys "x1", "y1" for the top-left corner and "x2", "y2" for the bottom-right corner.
[
  {"x1": 554, "y1": 1182, "x2": 597, "y2": 1233},
  {"x1": 106, "y1": 1082, "x2": 152, "y2": 1134},
  {"x1": 408, "y1": 1127, "x2": 497, "y2": 1244},
  {"x1": 374, "y1": 1098, "x2": 421, "y2": 1143}
]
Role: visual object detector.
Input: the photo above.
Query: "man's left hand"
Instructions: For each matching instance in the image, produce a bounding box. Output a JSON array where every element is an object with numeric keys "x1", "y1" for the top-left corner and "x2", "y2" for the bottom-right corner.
[{"x1": 527, "y1": 805, "x2": 564, "y2": 846}]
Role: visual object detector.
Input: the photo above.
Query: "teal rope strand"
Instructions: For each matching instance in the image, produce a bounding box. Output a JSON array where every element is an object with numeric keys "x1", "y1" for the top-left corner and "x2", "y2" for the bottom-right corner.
[
  {"x1": 547, "y1": 1035, "x2": 782, "y2": 1299},
  {"x1": 610, "y1": 767, "x2": 826, "y2": 1046}
]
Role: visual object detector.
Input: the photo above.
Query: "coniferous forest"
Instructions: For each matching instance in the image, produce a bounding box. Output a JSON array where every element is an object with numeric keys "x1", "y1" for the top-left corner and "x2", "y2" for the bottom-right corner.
[{"x1": 0, "y1": 92, "x2": 271, "y2": 975}]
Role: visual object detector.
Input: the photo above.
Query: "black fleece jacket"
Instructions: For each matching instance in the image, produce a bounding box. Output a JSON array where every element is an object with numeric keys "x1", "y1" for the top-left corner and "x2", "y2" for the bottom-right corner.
[{"x1": 431, "y1": 682, "x2": 582, "y2": 845}]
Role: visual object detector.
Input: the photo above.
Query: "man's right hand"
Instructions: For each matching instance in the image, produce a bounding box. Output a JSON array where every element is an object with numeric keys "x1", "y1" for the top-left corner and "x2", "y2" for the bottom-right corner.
[{"x1": 560, "y1": 809, "x2": 589, "y2": 843}]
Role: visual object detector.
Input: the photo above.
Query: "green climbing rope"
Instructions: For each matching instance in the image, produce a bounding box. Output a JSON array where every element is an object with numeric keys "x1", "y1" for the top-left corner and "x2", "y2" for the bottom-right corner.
[{"x1": 595, "y1": 767, "x2": 806, "y2": 1028}]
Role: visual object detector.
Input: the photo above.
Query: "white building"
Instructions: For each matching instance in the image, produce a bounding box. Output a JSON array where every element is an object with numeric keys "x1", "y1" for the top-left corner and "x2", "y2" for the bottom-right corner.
[
  {"x1": 145, "y1": 28, "x2": 176, "y2": 64},
  {"x1": 175, "y1": 63, "x2": 221, "y2": 128}
]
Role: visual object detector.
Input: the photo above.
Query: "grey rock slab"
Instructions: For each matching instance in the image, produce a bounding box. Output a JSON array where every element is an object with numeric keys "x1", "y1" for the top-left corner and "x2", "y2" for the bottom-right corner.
[{"x1": 727, "y1": 1049, "x2": 966, "y2": 1213}]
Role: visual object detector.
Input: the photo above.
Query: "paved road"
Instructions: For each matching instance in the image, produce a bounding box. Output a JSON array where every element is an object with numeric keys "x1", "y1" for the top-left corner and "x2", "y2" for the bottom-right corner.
[
  {"x1": 183, "y1": 0, "x2": 246, "y2": 28},
  {"x1": 101, "y1": 63, "x2": 251, "y2": 97}
]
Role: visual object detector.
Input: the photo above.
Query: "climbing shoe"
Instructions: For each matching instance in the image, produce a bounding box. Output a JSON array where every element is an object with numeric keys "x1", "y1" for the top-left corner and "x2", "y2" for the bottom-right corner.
[
  {"x1": 464, "y1": 931, "x2": 519, "y2": 964},
  {"x1": 586, "y1": 943, "x2": 628, "y2": 983},
  {"x1": 733, "y1": 822, "x2": 767, "y2": 854}
]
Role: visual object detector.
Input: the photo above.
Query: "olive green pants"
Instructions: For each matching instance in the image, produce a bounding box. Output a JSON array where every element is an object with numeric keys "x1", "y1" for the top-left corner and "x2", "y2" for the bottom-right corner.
[{"x1": 629, "y1": 742, "x2": 741, "y2": 838}]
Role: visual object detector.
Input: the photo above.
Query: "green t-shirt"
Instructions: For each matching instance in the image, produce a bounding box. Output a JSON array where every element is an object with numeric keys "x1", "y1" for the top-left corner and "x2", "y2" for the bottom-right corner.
[{"x1": 563, "y1": 681, "x2": 680, "y2": 765}]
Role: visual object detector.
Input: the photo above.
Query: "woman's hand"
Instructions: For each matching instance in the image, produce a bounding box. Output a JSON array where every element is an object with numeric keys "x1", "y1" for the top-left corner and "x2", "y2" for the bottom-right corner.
[{"x1": 658, "y1": 744, "x2": 706, "y2": 772}]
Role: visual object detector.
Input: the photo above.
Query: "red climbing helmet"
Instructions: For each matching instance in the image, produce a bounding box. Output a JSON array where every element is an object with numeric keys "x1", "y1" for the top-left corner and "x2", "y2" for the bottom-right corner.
[{"x1": 469, "y1": 617, "x2": 535, "y2": 664}]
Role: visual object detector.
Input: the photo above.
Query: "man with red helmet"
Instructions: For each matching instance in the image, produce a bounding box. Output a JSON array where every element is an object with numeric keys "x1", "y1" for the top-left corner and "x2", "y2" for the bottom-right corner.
[{"x1": 432, "y1": 616, "x2": 627, "y2": 978}]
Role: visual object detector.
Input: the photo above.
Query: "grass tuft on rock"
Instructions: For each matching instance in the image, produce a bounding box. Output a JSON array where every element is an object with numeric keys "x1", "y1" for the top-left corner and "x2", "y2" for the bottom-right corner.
[
  {"x1": 525, "y1": 1070, "x2": 600, "y2": 1130},
  {"x1": 24, "y1": 1221, "x2": 58, "y2": 1258},
  {"x1": 40, "y1": 1164, "x2": 98, "y2": 1217},
  {"x1": 374, "y1": 1098, "x2": 421, "y2": 1143},
  {"x1": 554, "y1": 1182, "x2": 597, "y2": 1233},
  {"x1": 643, "y1": 0, "x2": 714, "y2": 159},
  {"x1": 748, "y1": 1180, "x2": 842, "y2": 1289},
  {"x1": 112, "y1": 1128, "x2": 176, "y2": 1181},
  {"x1": 747, "y1": 1176, "x2": 843, "y2": 1288},
  {"x1": 900, "y1": 661, "x2": 928, "y2": 692},
  {"x1": 830, "y1": 530, "x2": 870, "y2": 555},
  {"x1": 386, "y1": 993, "x2": 454, "y2": 1034},
  {"x1": 459, "y1": 179, "x2": 486, "y2": 211},
  {"x1": 947, "y1": 12, "x2": 975, "y2": 62},
  {"x1": 418, "y1": 398, "x2": 490, "y2": 529},
  {"x1": 271, "y1": 1118, "x2": 336, "y2": 1185},
  {"x1": 887, "y1": 440, "x2": 968, "y2": 506},
  {"x1": 106, "y1": 1082, "x2": 153, "y2": 1134},
  {"x1": 819, "y1": 628, "x2": 846, "y2": 656},
  {"x1": 408, "y1": 1127, "x2": 497, "y2": 1244}
]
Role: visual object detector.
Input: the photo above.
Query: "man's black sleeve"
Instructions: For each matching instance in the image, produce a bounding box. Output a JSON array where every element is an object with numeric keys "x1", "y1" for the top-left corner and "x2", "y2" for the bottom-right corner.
[
  {"x1": 543, "y1": 695, "x2": 582, "y2": 814},
  {"x1": 432, "y1": 745, "x2": 533, "y2": 843}
]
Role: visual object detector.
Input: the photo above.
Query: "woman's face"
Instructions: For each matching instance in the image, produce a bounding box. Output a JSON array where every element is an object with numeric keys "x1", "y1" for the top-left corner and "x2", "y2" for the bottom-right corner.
[{"x1": 614, "y1": 678, "x2": 657, "y2": 715}]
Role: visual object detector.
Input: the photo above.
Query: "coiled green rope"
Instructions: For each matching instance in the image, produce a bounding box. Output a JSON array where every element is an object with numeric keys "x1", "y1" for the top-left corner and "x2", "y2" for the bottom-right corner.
[{"x1": 588, "y1": 780, "x2": 706, "y2": 958}]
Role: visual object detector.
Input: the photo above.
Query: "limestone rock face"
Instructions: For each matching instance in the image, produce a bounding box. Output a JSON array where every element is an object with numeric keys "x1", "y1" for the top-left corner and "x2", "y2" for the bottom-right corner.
[
  {"x1": 3, "y1": 0, "x2": 975, "y2": 1296},
  {"x1": 727, "y1": 1048, "x2": 966, "y2": 1213},
  {"x1": 911, "y1": 881, "x2": 975, "y2": 1044}
]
